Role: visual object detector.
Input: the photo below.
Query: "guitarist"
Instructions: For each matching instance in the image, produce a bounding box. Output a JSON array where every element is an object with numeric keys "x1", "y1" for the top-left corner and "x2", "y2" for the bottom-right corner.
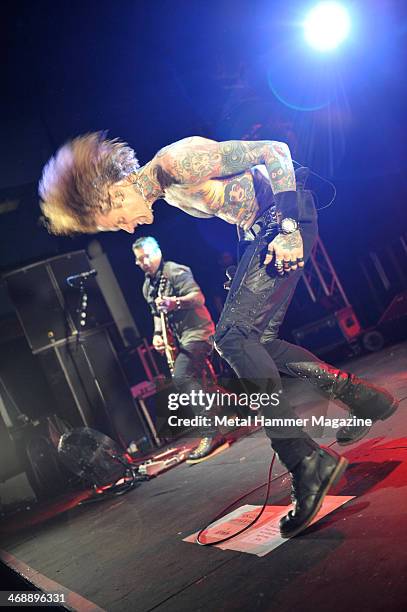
[{"x1": 132, "y1": 236, "x2": 227, "y2": 463}]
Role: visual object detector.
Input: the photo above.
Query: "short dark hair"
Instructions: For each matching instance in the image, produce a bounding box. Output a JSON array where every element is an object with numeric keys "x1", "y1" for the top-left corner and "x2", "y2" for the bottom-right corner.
[
  {"x1": 39, "y1": 132, "x2": 139, "y2": 235},
  {"x1": 132, "y1": 236, "x2": 160, "y2": 251}
]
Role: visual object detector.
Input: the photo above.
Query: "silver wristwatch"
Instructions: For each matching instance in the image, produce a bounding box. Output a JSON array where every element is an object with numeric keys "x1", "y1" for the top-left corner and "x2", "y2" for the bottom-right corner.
[{"x1": 279, "y1": 217, "x2": 299, "y2": 235}]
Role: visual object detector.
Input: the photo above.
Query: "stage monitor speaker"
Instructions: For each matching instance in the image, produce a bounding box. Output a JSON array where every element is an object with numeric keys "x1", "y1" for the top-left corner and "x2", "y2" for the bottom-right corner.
[
  {"x1": 38, "y1": 328, "x2": 155, "y2": 452},
  {"x1": 3, "y1": 250, "x2": 112, "y2": 353}
]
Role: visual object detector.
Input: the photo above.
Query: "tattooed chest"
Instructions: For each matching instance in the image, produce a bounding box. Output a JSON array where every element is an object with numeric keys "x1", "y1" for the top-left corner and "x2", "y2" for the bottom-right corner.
[{"x1": 164, "y1": 171, "x2": 259, "y2": 227}]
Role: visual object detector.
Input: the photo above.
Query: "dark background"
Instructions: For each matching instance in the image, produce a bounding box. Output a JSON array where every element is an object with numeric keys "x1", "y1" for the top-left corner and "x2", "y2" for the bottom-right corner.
[{"x1": 1, "y1": 0, "x2": 406, "y2": 339}]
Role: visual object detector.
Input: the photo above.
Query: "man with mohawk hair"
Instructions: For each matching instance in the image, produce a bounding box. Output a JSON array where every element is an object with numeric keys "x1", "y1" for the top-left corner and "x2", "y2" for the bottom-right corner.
[{"x1": 40, "y1": 132, "x2": 398, "y2": 538}]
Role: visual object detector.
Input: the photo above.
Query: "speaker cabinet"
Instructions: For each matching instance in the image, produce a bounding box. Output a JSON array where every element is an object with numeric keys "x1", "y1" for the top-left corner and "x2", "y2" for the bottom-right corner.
[
  {"x1": 3, "y1": 251, "x2": 112, "y2": 353},
  {"x1": 38, "y1": 329, "x2": 154, "y2": 450},
  {"x1": 0, "y1": 332, "x2": 58, "y2": 425},
  {"x1": 292, "y1": 307, "x2": 361, "y2": 355}
]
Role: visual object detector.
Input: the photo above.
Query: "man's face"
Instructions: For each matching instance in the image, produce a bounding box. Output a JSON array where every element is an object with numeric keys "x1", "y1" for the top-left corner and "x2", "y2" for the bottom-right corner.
[
  {"x1": 133, "y1": 245, "x2": 162, "y2": 275},
  {"x1": 95, "y1": 180, "x2": 154, "y2": 233}
]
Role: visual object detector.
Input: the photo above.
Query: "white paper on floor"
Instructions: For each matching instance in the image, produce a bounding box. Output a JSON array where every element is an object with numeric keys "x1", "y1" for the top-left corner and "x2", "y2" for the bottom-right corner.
[{"x1": 183, "y1": 495, "x2": 354, "y2": 556}]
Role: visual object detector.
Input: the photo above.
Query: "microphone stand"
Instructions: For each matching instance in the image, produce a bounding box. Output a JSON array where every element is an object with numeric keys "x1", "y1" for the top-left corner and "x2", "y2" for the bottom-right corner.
[
  {"x1": 76, "y1": 279, "x2": 88, "y2": 347},
  {"x1": 66, "y1": 270, "x2": 96, "y2": 345},
  {"x1": 66, "y1": 272, "x2": 123, "y2": 449}
]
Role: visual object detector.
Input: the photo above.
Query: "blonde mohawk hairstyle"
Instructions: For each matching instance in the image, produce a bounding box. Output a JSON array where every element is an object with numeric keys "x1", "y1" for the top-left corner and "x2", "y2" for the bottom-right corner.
[{"x1": 39, "y1": 132, "x2": 139, "y2": 235}]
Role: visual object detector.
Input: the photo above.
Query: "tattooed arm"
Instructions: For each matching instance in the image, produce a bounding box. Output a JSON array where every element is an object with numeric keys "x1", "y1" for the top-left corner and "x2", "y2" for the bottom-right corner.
[
  {"x1": 154, "y1": 137, "x2": 296, "y2": 195},
  {"x1": 154, "y1": 137, "x2": 303, "y2": 273}
]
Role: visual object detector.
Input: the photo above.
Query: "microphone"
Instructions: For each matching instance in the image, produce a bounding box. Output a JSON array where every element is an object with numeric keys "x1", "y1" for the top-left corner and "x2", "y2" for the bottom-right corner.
[{"x1": 66, "y1": 269, "x2": 97, "y2": 287}]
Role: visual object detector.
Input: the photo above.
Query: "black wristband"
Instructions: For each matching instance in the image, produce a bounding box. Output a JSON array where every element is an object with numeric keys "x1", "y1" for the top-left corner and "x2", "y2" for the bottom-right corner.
[{"x1": 274, "y1": 191, "x2": 299, "y2": 224}]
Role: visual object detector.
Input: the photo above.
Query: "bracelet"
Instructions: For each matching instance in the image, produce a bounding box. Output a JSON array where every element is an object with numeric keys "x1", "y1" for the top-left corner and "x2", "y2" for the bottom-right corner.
[{"x1": 175, "y1": 298, "x2": 182, "y2": 311}]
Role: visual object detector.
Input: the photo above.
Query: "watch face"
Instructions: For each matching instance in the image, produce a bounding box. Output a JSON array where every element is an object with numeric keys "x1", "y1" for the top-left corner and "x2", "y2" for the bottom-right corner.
[{"x1": 281, "y1": 218, "x2": 298, "y2": 233}]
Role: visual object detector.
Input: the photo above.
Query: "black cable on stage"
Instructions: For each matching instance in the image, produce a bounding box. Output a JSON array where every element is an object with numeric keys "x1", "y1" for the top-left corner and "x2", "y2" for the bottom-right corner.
[
  {"x1": 196, "y1": 451, "x2": 277, "y2": 546},
  {"x1": 80, "y1": 473, "x2": 140, "y2": 504}
]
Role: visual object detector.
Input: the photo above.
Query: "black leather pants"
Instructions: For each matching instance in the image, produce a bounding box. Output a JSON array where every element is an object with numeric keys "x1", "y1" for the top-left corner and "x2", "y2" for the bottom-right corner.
[
  {"x1": 172, "y1": 340, "x2": 218, "y2": 436},
  {"x1": 214, "y1": 190, "x2": 322, "y2": 470}
]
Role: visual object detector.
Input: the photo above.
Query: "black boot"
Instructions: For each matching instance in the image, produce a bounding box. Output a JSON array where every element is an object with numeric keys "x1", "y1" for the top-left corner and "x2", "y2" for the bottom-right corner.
[
  {"x1": 280, "y1": 448, "x2": 348, "y2": 538},
  {"x1": 286, "y1": 362, "x2": 399, "y2": 445},
  {"x1": 186, "y1": 436, "x2": 228, "y2": 464}
]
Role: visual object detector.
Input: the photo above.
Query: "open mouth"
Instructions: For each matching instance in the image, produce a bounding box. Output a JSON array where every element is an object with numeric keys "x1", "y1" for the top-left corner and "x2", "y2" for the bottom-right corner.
[{"x1": 134, "y1": 215, "x2": 152, "y2": 228}]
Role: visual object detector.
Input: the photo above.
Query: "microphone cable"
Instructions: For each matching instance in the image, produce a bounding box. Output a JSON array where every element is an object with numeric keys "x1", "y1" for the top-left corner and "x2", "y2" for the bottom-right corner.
[
  {"x1": 196, "y1": 451, "x2": 276, "y2": 546},
  {"x1": 293, "y1": 159, "x2": 337, "y2": 212}
]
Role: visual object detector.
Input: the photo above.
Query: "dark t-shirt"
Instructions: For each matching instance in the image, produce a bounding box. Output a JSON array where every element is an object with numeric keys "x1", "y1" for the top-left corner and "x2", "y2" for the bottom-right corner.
[{"x1": 142, "y1": 261, "x2": 215, "y2": 347}]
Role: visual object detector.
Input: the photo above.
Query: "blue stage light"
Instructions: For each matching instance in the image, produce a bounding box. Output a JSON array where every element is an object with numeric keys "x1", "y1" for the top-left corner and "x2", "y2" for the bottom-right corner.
[{"x1": 304, "y1": 2, "x2": 351, "y2": 51}]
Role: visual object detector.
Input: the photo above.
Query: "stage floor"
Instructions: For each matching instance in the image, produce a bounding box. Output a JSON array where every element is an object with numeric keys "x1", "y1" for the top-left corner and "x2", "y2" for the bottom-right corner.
[{"x1": 1, "y1": 343, "x2": 407, "y2": 612}]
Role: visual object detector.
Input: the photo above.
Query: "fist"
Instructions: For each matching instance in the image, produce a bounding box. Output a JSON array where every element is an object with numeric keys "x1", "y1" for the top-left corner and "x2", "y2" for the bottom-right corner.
[
  {"x1": 152, "y1": 334, "x2": 165, "y2": 352},
  {"x1": 155, "y1": 296, "x2": 177, "y2": 313},
  {"x1": 264, "y1": 229, "x2": 305, "y2": 275}
]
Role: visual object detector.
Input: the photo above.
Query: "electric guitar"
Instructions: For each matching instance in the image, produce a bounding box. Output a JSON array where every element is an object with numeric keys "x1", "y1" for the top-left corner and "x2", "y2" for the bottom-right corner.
[{"x1": 157, "y1": 274, "x2": 178, "y2": 375}]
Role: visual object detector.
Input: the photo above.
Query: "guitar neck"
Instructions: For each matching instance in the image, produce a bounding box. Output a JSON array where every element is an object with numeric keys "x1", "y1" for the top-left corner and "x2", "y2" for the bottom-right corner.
[
  {"x1": 160, "y1": 311, "x2": 170, "y2": 346},
  {"x1": 157, "y1": 272, "x2": 177, "y2": 373},
  {"x1": 159, "y1": 310, "x2": 176, "y2": 373}
]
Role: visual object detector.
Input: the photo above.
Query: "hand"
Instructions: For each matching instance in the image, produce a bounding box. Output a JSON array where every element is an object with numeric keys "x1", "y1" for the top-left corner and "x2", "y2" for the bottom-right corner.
[
  {"x1": 152, "y1": 334, "x2": 165, "y2": 352},
  {"x1": 155, "y1": 296, "x2": 178, "y2": 313},
  {"x1": 264, "y1": 229, "x2": 305, "y2": 275}
]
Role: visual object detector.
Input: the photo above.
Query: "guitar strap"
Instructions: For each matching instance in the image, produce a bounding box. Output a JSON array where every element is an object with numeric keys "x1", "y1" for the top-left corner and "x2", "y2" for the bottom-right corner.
[{"x1": 150, "y1": 261, "x2": 165, "y2": 305}]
